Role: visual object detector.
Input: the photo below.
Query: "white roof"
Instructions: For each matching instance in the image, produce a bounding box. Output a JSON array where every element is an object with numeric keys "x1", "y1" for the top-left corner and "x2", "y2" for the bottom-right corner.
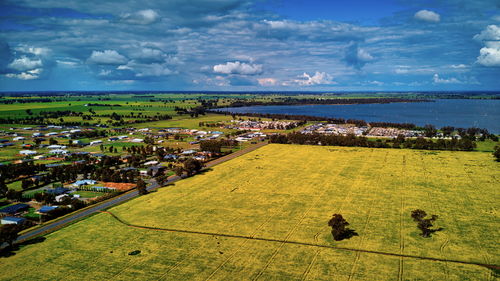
[{"x1": 20, "y1": 150, "x2": 38, "y2": 155}]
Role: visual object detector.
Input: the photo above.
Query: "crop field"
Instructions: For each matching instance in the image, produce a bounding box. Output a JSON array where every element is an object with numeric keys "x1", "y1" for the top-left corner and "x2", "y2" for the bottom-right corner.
[{"x1": 0, "y1": 144, "x2": 498, "y2": 280}]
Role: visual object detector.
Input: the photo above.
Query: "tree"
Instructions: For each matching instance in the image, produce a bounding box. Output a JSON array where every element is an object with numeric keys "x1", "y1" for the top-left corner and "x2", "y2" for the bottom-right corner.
[
  {"x1": 493, "y1": 145, "x2": 500, "y2": 162},
  {"x1": 0, "y1": 224, "x2": 22, "y2": 248},
  {"x1": 136, "y1": 178, "x2": 148, "y2": 195},
  {"x1": 328, "y1": 214, "x2": 358, "y2": 241},
  {"x1": 183, "y1": 158, "x2": 203, "y2": 176},
  {"x1": 0, "y1": 178, "x2": 7, "y2": 197},
  {"x1": 411, "y1": 209, "x2": 441, "y2": 238}
]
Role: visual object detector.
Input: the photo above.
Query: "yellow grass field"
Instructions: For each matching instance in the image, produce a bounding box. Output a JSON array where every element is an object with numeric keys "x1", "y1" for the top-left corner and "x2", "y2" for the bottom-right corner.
[{"x1": 1, "y1": 144, "x2": 499, "y2": 280}]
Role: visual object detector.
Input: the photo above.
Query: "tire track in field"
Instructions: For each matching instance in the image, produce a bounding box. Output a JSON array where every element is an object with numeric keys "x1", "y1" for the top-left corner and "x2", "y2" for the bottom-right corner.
[
  {"x1": 451, "y1": 155, "x2": 492, "y2": 266},
  {"x1": 300, "y1": 231, "x2": 321, "y2": 281},
  {"x1": 157, "y1": 197, "x2": 276, "y2": 281},
  {"x1": 203, "y1": 152, "x2": 347, "y2": 278},
  {"x1": 299, "y1": 149, "x2": 375, "y2": 281},
  {"x1": 419, "y1": 154, "x2": 450, "y2": 281},
  {"x1": 202, "y1": 209, "x2": 284, "y2": 281},
  {"x1": 397, "y1": 154, "x2": 406, "y2": 281},
  {"x1": 346, "y1": 151, "x2": 388, "y2": 281},
  {"x1": 252, "y1": 150, "x2": 373, "y2": 281},
  {"x1": 98, "y1": 211, "x2": 499, "y2": 270}
]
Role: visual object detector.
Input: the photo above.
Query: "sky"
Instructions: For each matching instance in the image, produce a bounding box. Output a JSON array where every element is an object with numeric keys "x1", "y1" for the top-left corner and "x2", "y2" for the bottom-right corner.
[{"x1": 0, "y1": 0, "x2": 499, "y2": 91}]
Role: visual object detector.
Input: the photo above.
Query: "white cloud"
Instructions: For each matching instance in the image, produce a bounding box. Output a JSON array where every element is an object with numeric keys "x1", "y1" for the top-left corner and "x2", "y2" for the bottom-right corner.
[
  {"x1": 120, "y1": 9, "x2": 159, "y2": 25},
  {"x1": 213, "y1": 61, "x2": 263, "y2": 75},
  {"x1": 414, "y1": 10, "x2": 441, "y2": 23},
  {"x1": 87, "y1": 50, "x2": 128, "y2": 65},
  {"x1": 474, "y1": 25, "x2": 500, "y2": 67},
  {"x1": 473, "y1": 25, "x2": 500, "y2": 42},
  {"x1": 450, "y1": 64, "x2": 468, "y2": 69},
  {"x1": 128, "y1": 47, "x2": 164, "y2": 61},
  {"x1": 118, "y1": 61, "x2": 173, "y2": 77},
  {"x1": 5, "y1": 68, "x2": 42, "y2": 80},
  {"x1": 432, "y1": 73, "x2": 462, "y2": 84},
  {"x1": 14, "y1": 45, "x2": 50, "y2": 56},
  {"x1": 292, "y1": 72, "x2": 335, "y2": 86},
  {"x1": 257, "y1": 78, "x2": 278, "y2": 86},
  {"x1": 476, "y1": 47, "x2": 500, "y2": 66},
  {"x1": 8, "y1": 56, "x2": 43, "y2": 71}
]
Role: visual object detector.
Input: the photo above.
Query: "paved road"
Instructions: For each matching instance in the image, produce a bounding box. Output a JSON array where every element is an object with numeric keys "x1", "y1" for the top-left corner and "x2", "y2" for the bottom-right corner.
[{"x1": 11, "y1": 141, "x2": 268, "y2": 245}]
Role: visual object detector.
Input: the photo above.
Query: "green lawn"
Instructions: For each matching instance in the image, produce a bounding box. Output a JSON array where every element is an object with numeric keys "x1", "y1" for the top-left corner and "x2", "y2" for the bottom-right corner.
[{"x1": 0, "y1": 144, "x2": 498, "y2": 280}]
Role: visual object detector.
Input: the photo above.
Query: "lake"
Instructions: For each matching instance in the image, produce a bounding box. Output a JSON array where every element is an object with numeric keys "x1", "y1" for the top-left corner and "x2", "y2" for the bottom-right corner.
[{"x1": 218, "y1": 99, "x2": 500, "y2": 133}]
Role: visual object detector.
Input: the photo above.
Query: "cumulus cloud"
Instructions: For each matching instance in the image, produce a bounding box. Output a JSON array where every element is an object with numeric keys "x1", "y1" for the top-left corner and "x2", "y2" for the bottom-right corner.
[
  {"x1": 14, "y1": 45, "x2": 50, "y2": 56},
  {"x1": 432, "y1": 73, "x2": 462, "y2": 84},
  {"x1": 213, "y1": 61, "x2": 263, "y2": 75},
  {"x1": 8, "y1": 56, "x2": 43, "y2": 71},
  {"x1": 474, "y1": 25, "x2": 500, "y2": 67},
  {"x1": 120, "y1": 9, "x2": 160, "y2": 25},
  {"x1": 450, "y1": 64, "x2": 468, "y2": 69},
  {"x1": 476, "y1": 47, "x2": 500, "y2": 66},
  {"x1": 344, "y1": 44, "x2": 374, "y2": 69},
  {"x1": 87, "y1": 50, "x2": 128, "y2": 65},
  {"x1": 414, "y1": 10, "x2": 441, "y2": 23},
  {"x1": 258, "y1": 78, "x2": 278, "y2": 86},
  {"x1": 473, "y1": 25, "x2": 500, "y2": 42},
  {"x1": 292, "y1": 72, "x2": 335, "y2": 86},
  {"x1": 128, "y1": 47, "x2": 165, "y2": 62},
  {"x1": 115, "y1": 60, "x2": 174, "y2": 78},
  {"x1": 5, "y1": 68, "x2": 42, "y2": 80}
]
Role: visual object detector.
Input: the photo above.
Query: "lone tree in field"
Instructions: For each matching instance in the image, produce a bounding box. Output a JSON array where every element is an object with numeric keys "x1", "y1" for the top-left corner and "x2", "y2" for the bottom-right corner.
[
  {"x1": 411, "y1": 209, "x2": 441, "y2": 238},
  {"x1": 136, "y1": 179, "x2": 148, "y2": 195},
  {"x1": 328, "y1": 214, "x2": 358, "y2": 241}
]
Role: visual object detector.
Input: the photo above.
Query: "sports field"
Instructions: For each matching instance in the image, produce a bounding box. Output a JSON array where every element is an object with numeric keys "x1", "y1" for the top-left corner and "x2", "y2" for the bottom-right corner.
[{"x1": 1, "y1": 144, "x2": 498, "y2": 280}]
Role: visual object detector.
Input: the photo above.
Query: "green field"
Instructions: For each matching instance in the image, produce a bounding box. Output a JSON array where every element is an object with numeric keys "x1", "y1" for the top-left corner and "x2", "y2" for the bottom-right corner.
[{"x1": 0, "y1": 144, "x2": 498, "y2": 280}]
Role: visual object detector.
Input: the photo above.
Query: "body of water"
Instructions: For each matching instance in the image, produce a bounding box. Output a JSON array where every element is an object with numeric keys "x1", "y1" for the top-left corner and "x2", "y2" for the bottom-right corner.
[{"x1": 219, "y1": 99, "x2": 500, "y2": 133}]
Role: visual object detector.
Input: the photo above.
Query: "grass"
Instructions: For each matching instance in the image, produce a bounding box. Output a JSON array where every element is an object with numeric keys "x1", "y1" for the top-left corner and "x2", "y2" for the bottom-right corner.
[{"x1": 0, "y1": 144, "x2": 498, "y2": 280}]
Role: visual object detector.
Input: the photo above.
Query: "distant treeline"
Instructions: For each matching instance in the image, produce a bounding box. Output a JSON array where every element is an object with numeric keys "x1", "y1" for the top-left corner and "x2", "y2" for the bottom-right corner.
[
  {"x1": 85, "y1": 103, "x2": 122, "y2": 107},
  {"x1": 0, "y1": 98, "x2": 64, "y2": 104},
  {"x1": 216, "y1": 98, "x2": 431, "y2": 108},
  {"x1": 270, "y1": 133, "x2": 476, "y2": 151}
]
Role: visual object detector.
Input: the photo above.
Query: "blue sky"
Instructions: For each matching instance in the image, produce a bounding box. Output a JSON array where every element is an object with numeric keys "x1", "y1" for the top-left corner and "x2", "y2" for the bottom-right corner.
[{"x1": 0, "y1": 0, "x2": 499, "y2": 91}]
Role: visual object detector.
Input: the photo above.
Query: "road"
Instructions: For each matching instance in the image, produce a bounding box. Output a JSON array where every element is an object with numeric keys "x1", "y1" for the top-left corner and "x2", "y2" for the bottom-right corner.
[{"x1": 11, "y1": 141, "x2": 268, "y2": 245}]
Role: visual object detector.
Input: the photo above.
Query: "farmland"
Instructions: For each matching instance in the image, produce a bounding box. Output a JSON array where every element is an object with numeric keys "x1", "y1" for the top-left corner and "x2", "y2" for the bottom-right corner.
[{"x1": 0, "y1": 144, "x2": 498, "y2": 280}]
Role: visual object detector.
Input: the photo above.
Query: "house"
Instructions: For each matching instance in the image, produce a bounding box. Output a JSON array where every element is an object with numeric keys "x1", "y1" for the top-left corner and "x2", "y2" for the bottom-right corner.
[
  {"x1": 19, "y1": 150, "x2": 38, "y2": 155},
  {"x1": 0, "y1": 142, "x2": 14, "y2": 148},
  {"x1": 45, "y1": 187, "x2": 69, "y2": 195},
  {"x1": 0, "y1": 139, "x2": 9, "y2": 143},
  {"x1": 32, "y1": 133, "x2": 43, "y2": 137},
  {"x1": 164, "y1": 154, "x2": 179, "y2": 161},
  {"x1": 47, "y1": 145, "x2": 66, "y2": 149},
  {"x1": 182, "y1": 149, "x2": 197, "y2": 155},
  {"x1": 33, "y1": 155, "x2": 46, "y2": 160},
  {"x1": 131, "y1": 138, "x2": 144, "y2": 143},
  {"x1": 108, "y1": 137, "x2": 118, "y2": 141},
  {"x1": 90, "y1": 140, "x2": 103, "y2": 145},
  {"x1": 13, "y1": 136, "x2": 26, "y2": 141},
  {"x1": 147, "y1": 165, "x2": 167, "y2": 177},
  {"x1": 0, "y1": 203, "x2": 30, "y2": 215},
  {"x1": 143, "y1": 160, "x2": 159, "y2": 166},
  {"x1": 55, "y1": 194, "x2": 69, "y2": 202},
  {"x1": 1, "y1": 216, "x2": 26, "y2": 225},
  {"x1": 38, "y1": 206, "x2": 58, "y2": 213},
  {"x1": 73, "y1": 179, "x2": 97, "y2": 186},
  {"x1": 45, "y1": 163, "x2": 62, "y2": 168},
  {"x1": 49, "y1": 149, "x2": 69, "y2": 155}
]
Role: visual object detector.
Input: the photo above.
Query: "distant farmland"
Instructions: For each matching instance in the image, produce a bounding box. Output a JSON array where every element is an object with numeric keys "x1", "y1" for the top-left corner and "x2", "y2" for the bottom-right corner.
[{"x1": 1, "y1": 144, "x2": 498, "y2": 280}]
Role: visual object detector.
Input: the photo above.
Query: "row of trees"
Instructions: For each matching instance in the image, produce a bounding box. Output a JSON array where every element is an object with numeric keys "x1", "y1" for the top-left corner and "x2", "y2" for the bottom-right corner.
[{"x1": 270, "y1": 133, "x2": 476, "y2": 151}]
